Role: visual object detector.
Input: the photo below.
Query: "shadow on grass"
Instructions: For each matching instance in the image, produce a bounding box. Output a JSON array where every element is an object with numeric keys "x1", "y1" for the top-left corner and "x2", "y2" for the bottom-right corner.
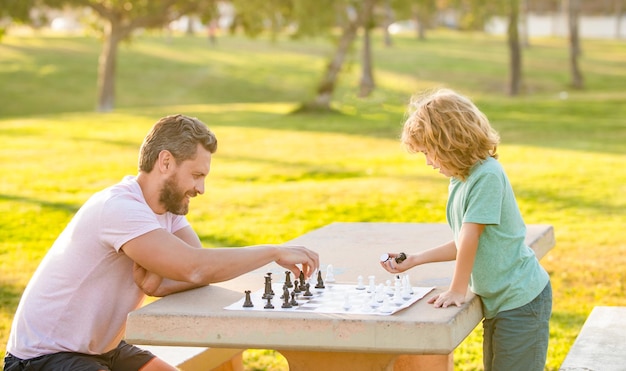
[
  {"x1": 0, "y1": 194, "x2": 80, "y2": 214},
  {"x1": 0, "y1": 284, "x2": 22, "y2": 312},
  {"x1": 551, "y1": 310, "x2": 588, "y2": 331}
]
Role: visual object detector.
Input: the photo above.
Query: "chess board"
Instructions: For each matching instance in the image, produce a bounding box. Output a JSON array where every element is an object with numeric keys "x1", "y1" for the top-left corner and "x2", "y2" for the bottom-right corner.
[{"x1": 224, "y1": 282, "x2": 434, "y2": 316}]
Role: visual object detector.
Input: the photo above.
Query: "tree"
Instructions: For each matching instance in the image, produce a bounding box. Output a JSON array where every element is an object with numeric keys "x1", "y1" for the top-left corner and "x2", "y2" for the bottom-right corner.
[
  {"x1": 388, "y1": 0, "x2": 437, "y2": 41},
  {"x1": 507, "y1": 0, "x2": 522, "y2": 95},
  {"x1": 359, "y1": 3, "x2": 376, "y2": 97},
  {"x1": 7, "y1": 0, "x2": 215, "y2": 112},
  {"x1": 81, "y1": 1, "x2": 215, "y2": 112},
  {"x1": 296, "y1": 0, "x2": 378, "y2": 112},
  {"x1": 0, "y1": 0, "x2": 40, "y2": 40},
  {"x1": 616, "y1": 0, "x2": 624, "y2": 39},
  {"x1": 566, "y1": 0, "x2": 584, "y2": 89}
]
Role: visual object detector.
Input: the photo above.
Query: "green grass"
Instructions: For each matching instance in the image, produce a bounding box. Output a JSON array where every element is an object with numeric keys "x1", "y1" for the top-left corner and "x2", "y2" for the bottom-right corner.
[{"x1": 1, "y1": 29, "x2": 625, "y2": 370}]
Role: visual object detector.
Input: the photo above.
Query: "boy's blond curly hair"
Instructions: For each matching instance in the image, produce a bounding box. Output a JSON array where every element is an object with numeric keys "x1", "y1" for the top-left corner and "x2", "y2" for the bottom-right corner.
[{"x1": 401, "y1": 89, "x2": 500, "y2": 180}]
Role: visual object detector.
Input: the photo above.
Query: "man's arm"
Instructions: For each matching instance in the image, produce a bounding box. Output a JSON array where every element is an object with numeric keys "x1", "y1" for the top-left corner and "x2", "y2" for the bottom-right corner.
[
  {"x1": 131, "y1": 226, "x2": 206, "y2": 297},
  {"x1": 122, "y1": 227, "x2": 319, "y2": 295}
]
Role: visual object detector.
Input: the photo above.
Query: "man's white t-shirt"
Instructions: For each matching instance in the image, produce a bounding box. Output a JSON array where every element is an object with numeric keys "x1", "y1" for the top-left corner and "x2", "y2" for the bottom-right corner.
[{"x1": 7, "y1": 176, "x2": 190, "y2": 359}]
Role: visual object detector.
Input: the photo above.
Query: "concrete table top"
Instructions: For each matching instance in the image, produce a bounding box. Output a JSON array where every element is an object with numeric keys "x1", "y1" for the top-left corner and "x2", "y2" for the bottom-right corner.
[{"x1": 125, "y1": 222, "x2": 554, "y2": 369}]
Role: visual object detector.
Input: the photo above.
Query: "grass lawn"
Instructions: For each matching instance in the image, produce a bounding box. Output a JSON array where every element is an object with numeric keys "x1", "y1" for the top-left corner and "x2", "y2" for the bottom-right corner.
[{"x1": 1, "y1": 29, "x2": 625, "y2": 370}]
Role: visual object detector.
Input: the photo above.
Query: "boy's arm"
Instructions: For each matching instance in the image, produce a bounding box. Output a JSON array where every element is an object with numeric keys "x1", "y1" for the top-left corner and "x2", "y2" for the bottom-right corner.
[
  {"x1": 380, "y1": 240, "x2": 457, "y2": 274},
  {"x1": 430, "y1": 222, "x2": 484, "y2": 308}
]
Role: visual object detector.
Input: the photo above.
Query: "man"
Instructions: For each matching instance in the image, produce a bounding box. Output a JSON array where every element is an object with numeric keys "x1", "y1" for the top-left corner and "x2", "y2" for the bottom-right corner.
[{"x1": 4, "y1": 114, "x2": 319, "y2": 371}]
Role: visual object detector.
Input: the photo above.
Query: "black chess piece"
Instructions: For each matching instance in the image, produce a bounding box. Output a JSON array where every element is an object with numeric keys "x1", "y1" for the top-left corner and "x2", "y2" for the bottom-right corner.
[
  {"x1": 262, "y1": 274, "x2": 274, "y2": 299},
  {"x1": 264, "y1": 296, "x2": 274, "y2": 309},
  {"x1": 281, "y1": 287, "x2": 292, "y2": 308},
  {"x1": 293, "y1": 279, "x2": 301, "y2": 294},
  {"x1": 284, "y1": 271, "x2": 293, "y2": 288},
  {"x1": 303, "y1": 283, "x2": 313, "y2": 297},
  {"x1": 289, "y1": 291, "x2": 298, "y2": 306},
  {"x1": 395, "y1": 252, "x2": 407, "y2": 263},
  {"x1": 315, "y1": 270, "x2": 325, "y2": 289},
  {"x1": 243, "y1": 290, "x2": 254, "y2": 308},
  {"x1": 299, "y1": 271, "x2": 306, "y2": 291},
  {"x1": 267, "y1": 273, "x2": 275, "y2": 295}
]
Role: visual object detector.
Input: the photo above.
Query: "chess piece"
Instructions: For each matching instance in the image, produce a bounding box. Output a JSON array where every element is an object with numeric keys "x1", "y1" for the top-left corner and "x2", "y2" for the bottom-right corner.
[
  {"x1": 293, "y1": 279, "x2": 301, "y2": 294},
  {"x1": 299, "y1": 271, "x2": 306, "y2": 291},
  {"x1": 393, "y1": 279, "x2": 404, "y2": 305},
  {"x1": 403, "y1": 274, "x2": 414, "y2": 295},
  {"x1": 303, "y1": 283, "x2": 313, "y2": 297},
  {"x1": 264, "y1": 296, "x2": 274, "y2": 309},
  {"x1": 395, "y1": 252, "x2": 407, "y2": 263},
  {"x1": 281, "y1": 287, "x2": 292, "y2": 308},
  {"x1": 369, "y1": 292, "x2": 380, "y2": 309},
  {"x1": 385, "y1": 279, "x2": 394, "y2": 296},
  {"x1": 367, "y1": 275, "x2": 376, "y2": 293},
  {"x1": 325, "y1": 264, "x2": 336, "y2": 283},
  {"x1": 262, "y1": 275, "x2": 273, "y2": 299},
  {"x1": 356, "y1": 275, "x2": 365, "y2": 290},
  {"x1": 243, "y1": 290, "x2": 254, "y2": 308},
  {"x1": 289, "y1": 291, "x2": 298, "y2": 306},
  {"x1": 343, "y1": 294, "x2": 352, "y2": 311},
  {"x1": 379, "y1": 298, "x2": 393, "y2": 313},
  {"x1": 376, "y1": 283, "x2": 386, "y2": 303},
  {"x1": 267, "y1": 273, "x2": 275, "y2": 295},
  {"x1": 315, "y1": 270, "x2": 325, "y2": 289},
  {"x1": 284, "y1": 271, "x2": 293, "y2": 288}
]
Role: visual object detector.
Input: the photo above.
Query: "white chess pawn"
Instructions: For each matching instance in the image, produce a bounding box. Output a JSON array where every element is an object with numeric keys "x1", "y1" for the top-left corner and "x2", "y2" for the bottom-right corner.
[
  {"x1": 392, "y1": 278, "x2": 404, "y2": 305},
  {"x1": 385, "y1": 280, "x2": 394, "y2": 296},
  {"x1": 379, "y1": 297, "x2": 393, "y2": 314},
  {"x1": 376, "y1": 283, "x2": 386, "y2": 303},
  {"x1": 402, "y1": 284, "x2": 413, "y2": 300},
  {"x1": 325, "y1": 264, "x2": 336, "y2": 283},
  {"x1": 402, "y1": 274, "x2": 414, "y2": 295},
  {"x1": 367, "y1": 275, "x2": 376, "y2": 293},
  {"x1": 356, "y1": 275, "x2": 365, "y2": 290},
  {"x1": 343, "y1": 293, "x2": 352, "y2": 311},
  {"x1": 369, "y1": 292, "x2": 380, "y2": 309}
]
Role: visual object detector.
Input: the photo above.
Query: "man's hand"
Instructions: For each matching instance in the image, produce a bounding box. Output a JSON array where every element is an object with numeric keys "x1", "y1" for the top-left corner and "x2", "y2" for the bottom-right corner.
[
  {"x1": 274, "y1": 245, "x2": 320, "y2": 280},
  {"x1": 133, "y1": 262, "x2": 164, "y2": 296}
]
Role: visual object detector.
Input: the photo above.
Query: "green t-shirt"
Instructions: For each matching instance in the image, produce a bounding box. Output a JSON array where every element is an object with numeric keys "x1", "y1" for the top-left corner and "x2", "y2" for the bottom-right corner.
[{"x1": 447, "y1": 157, "x2": 549, "y2": 319}]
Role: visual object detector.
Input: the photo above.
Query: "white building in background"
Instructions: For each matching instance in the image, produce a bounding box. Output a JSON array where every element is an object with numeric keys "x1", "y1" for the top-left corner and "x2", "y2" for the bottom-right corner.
[{"x1": 486, "y1": 14, "x2": 626, "y2": 40}]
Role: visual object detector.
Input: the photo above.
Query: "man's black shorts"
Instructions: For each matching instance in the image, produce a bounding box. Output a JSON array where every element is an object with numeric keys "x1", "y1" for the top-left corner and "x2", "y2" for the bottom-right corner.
[{"x1": 3, "y1": 341, "x2": 156, "y2": 371}]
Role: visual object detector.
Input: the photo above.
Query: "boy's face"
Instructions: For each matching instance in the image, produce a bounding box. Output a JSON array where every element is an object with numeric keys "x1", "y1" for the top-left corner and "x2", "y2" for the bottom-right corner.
[{"x1": 418, "y1": 148, "x2": 452, "y2": 178}]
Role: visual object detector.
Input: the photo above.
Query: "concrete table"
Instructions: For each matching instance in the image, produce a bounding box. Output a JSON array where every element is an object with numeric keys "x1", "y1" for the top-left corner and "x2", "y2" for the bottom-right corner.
[{"x1": 126, "y1": 222, "x2": 555, "y2": 371}]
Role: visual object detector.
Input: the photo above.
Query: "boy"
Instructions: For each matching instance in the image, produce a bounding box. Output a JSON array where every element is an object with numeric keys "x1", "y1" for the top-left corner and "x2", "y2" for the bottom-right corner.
[{"x1": 381, "y1": 89, "x2": 551, "y2": 371}]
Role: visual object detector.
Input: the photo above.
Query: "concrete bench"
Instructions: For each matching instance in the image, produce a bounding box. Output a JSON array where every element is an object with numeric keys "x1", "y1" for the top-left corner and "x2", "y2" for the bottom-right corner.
[
  {"x1": 559, "y1": 306, "x2": 626, "y2": 371},
  {"x1": 137, "y1": 345, "x2": 243, "y2": 371}
]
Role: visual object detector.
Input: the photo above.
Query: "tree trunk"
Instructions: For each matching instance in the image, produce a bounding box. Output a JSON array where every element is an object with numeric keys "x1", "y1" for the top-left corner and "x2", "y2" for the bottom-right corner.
[
  {"x1": 520, "y1": 0, "x2": 530, "y2": 47},
  {"x1": 616, "y1": 0, "x2": 624, "y2": 39},
  {"x1": 507, "y1": 0, "x2": 522, "y2": 96},
  {"x1": 413, "y1": 7, "x2": 426, "y2": 40},
  {"x1": 359, "y1": 25, "x2": 375, "y2": 97},
  {"x1": 383, "y1": 0, "x2": 393, "y2": 47},
  {"x1": 567, "y1": 0, "x2": 584, "y2": 89},
  {"x1": 97, "y1": 22, "x2": 124, "y2": 112},
  {"x1": 298, "y1": 0, "x2": 377, "y2": 112}
]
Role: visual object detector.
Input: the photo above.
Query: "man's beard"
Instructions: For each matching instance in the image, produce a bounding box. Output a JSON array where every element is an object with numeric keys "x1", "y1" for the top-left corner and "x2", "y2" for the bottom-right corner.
[{"x1": 159, "y1": 175, "x2": 192, "y2": 215}]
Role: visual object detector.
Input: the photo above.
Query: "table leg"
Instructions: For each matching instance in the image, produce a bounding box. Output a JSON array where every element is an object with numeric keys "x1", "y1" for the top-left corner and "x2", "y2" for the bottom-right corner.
[{"x1": 277, "y1": 350, "x2": 453, "y2": 371}]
